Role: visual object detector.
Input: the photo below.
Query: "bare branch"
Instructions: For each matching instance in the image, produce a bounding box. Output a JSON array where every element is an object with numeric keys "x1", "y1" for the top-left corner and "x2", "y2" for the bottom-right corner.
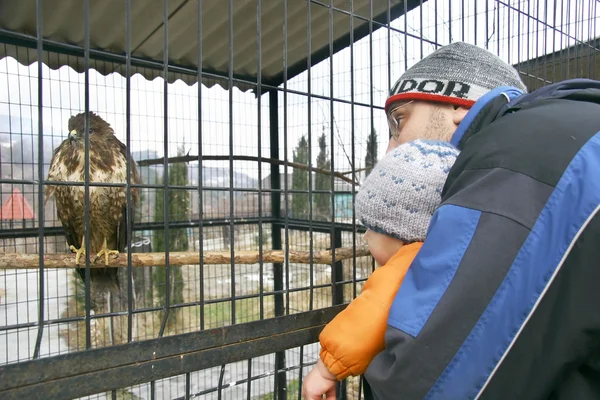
[
  {"x1": 136, "y1": 155, "x2": 360, "y2": 187},
  {"x1": 340, "y1": 167, "x2": 369, "y2": 176}
]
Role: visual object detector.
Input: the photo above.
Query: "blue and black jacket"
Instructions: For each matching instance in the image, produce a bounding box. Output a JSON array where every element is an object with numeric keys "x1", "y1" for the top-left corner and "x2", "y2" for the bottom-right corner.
[{"x1": 364, "y1": 79, "x2": 600, "y2": 399}]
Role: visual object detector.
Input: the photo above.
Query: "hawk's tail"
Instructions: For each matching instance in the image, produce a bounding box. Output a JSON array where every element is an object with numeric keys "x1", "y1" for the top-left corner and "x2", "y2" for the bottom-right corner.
[{"x1": 77, "y1": 267, "x2": 125, "y2": 312}]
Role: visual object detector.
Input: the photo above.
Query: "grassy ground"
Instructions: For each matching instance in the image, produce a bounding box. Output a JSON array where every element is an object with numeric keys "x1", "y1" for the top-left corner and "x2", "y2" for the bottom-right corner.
[
  {"x1": 60, "y1": 277, "x2": 277, "y2": 350},
  {"x1": 59, "y1": 229, "x2": 373, "y2": 399},
  {"x1": 258, "y1": 378, "x2": 300, "y2": 400}
]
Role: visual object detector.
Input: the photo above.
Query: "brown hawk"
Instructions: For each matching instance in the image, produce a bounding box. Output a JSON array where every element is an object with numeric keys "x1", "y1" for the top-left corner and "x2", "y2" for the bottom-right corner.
[{"x1": 45, "y1": 112, "x2": 141, "y2": 303}]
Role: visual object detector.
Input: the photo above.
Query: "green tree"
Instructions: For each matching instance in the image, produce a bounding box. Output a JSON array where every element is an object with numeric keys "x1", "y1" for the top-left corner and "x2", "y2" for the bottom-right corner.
[
  {"x1": 365, "y1": 126, "x2": 378, "y2": 177},
  {"x1": 314, "y1": 130, "x2": 331, "y2": 220},
  {"x1": 291, "y1": 135, "x2": 309, "y2": 218},
  {"x1": 152, "y1": 145, "x2": 189, "y2": 328}
]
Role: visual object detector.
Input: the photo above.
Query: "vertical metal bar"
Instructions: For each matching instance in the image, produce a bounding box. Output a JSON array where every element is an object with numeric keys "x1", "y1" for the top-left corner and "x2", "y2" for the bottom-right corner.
[
  {"x1": 429, "y1": 0, "x2": 437, "y2": 49},
  {"x1": 543, "y1": 0, "x2": 549, "y2": 85},
  {"x1": 330, "y1": 0, "x2": 339, "y2": 306},
  {"x1": 574, "y1": 0, "x2": 579, "y2": 78},
  {"x1": 333, "y1": 3, "x2": 351, "y2": 399},
  {"x1": 559, "y1": 0, "x2": 564, "y2": 80},
  {"x1": 587, "y1": 0, "x2": 593, "y2": 80},
  {"x1": 404, "y1": 0, "x2": 408, "y2": 70},
  {"x1": 32, "y1": 0, "x2": 45, "y2": 359},
  {"x1": 282, "y1": 0, "x2": 290, "y2": 320},
  {"x1": 485, "y1": 0, "x2": 489, "y2": 50},
  {"x1": 306, "y1": 0, "x2": 315, "y2": 311},
  {"x1": 552, "y1": 0, "x2": 557, "y2": 83},
  {"x1": 158, "y1": 0, "x2": 171, "y2": 338},
  {"x1": 474, "y1": 0, "x2": 477, "y2": 46},
  {"x1": 369, "y1": 0, "x2": 374, "y2": 185},
  {"x1": 197, "y1": 0, "x2": 205, "y2": 333},
  {"x1": 593, "y1": 0, "x2": 597, "y2": 80},
  {"x1": 358, "y1": 376, "x2": 364, "y2": 400},
  {"x1": 297, "y1": 346, "x2": 304, "y2": 400},
  {"x1": 227, "y1": 0, "x2": 236, "y2": 325},
  {"x1": 246, "y1": 358, "x2": 252, "y2": 400},
  {"x1": 535, "y1": 0, "x2": 541, "y2": 89},
  {"x1": 580, "y1": 1, "x2": 585, "y2": 75},
  {"x1": 516, "y1": 0, "x2": 520, "y2": 79},
  {"x1": 256, "y1": 0, "x2": 264, "y2": 321},
  {"x1": 185, "y1": 372, "x2": 191, "y2": 399},
  {"x1": 580, "y1": 1, "x2": 585, "y2": 77},
  {"x1": 374, "y1": 0, "x2": 380, "y2": 278},
  {"x1": 419, "y1": 0, "x2": 424, "y2": 59},
  {"x1": 268, "y1": 87, "x2": 285, "y2": 399},
  {"x1": 332, "y1": 228, "x2": 345, "y2": 400},
  {"x1": 461, "y1": 0, "x2": 465, "y2": 42},
  {"x1": 83, "y1": 0, "x2": 92, "y2": 350},
  {"x1": 507, "y1": 0, "x2": 511, "y2": 65},
  {"x1": 269, "y1": 89, "x2": 282, "y2": 312},
  {"x1": 387, "y1": 0, "x2": 391, "y2": 90},
  {"x1": 125, "y1": 0, "x2": 134, "y2": 344},
  {"x1": 333, "y1": 229, "x2": 344, "y2": 305},
  {"x1": 526, "y1": 0, "x2": 531, "y2": 88},
  {"x1": 351, "y1": 0, "x2": 358, "y2": 300},
  {"x1": 276, "y1": 1, "x2": 289, "y2": 398},
  {"x1": 448, "y1": 0, "x2": 452, "y2": 43},
  {"x1": 217, "y1": 364, "x2": 226, "y2": 400},
  {"x1": 496, "y1": 0, "x2": 500, "y2": 56}
]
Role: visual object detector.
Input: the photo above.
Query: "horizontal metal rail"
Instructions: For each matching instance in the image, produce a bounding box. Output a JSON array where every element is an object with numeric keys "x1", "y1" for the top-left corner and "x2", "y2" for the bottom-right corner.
[
  {"x1": 0, "y1": 218, "x2": 362, "y2": 239},
  {"x1": 0, "y1": 305, "x2": 346, "y2": 400}
]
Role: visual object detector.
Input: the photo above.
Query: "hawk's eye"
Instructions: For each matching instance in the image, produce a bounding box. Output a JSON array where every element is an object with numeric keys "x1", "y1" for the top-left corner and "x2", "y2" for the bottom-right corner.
[{"x1": 88, "y1": 128, "x2": 94, "y2": 134}]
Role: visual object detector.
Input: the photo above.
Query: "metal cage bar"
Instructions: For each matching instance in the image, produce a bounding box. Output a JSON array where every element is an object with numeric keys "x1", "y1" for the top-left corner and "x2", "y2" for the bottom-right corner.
[{"x1": 0, "y1": 1, "x2": 598, "y2": 399}]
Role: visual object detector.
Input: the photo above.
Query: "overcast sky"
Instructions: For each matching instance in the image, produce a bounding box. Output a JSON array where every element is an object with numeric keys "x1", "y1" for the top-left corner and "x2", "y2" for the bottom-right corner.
[{"x1": 0, "y1": 0, "x2": 598, "y2": 184}]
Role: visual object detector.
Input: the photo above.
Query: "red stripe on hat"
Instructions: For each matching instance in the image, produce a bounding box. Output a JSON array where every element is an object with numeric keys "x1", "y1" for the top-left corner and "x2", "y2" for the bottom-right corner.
[{"x1": 384, "y1": 92, "x2": 476, "y2": 113}]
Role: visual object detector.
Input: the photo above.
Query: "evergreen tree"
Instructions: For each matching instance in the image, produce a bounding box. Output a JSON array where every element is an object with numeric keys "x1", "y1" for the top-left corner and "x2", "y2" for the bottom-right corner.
[
  {"x1": 152, "y1": 145, "x2": 189, "y2": 328},
  {"x1": 365, "y1": 126, "x2": 378, "y2": 177},
  {"x1": 291, "y1": 135, "x2": 309, "y2": 218},
  {"x1": 314, "y1": 130, "x2": 331, "y2": 220}
]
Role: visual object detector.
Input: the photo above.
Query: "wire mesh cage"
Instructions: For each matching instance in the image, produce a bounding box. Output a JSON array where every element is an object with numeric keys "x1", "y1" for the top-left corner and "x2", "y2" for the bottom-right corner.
[{"x1": 0, "y1": 0, "x2": 598, "y2": 399}]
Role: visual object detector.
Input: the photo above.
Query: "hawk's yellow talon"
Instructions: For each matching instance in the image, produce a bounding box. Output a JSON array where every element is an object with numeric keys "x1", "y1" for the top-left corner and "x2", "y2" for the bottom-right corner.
[
  {"x1": 95, "y1": 238, "x2": 119, "y2": 266},
  {"x1": 70, "y1": 238, "x2": 86, "y2": 264}
]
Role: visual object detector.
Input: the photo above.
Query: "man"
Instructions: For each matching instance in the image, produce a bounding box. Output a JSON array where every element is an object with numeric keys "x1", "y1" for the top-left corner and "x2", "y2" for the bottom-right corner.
[{"x1": 364, "y1": 42, "x2": 600, "y2": 399}]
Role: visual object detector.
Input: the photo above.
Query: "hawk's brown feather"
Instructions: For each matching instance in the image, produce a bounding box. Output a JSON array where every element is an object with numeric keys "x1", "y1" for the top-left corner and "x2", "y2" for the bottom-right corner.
[{"x1": 46, "y1": 112, "x2": 142, "y2": 308}]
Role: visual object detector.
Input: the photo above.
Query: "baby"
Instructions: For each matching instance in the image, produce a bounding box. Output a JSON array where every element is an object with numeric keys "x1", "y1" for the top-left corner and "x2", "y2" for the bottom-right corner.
[{"x1": 302, "y1": 139, "x2": 459, "y2": 399}]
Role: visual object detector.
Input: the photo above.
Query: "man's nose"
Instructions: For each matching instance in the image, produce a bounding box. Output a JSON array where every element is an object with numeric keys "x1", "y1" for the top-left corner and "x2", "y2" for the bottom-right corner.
[{"x1": 386, "y1": 136, "x2": 400, "y2": 153}]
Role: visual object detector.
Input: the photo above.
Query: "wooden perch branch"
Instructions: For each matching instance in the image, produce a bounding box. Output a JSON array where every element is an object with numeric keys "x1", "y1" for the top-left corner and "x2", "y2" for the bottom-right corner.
[
  {"x1": 340, "y1": 167, "x2": 369, "y2": 175},
  {"x1": 136, "y1": 155, "x2": 360, "y2": 187},
  {"x1": 0, "y1": 246, "x2": 371, "y2": 269}
]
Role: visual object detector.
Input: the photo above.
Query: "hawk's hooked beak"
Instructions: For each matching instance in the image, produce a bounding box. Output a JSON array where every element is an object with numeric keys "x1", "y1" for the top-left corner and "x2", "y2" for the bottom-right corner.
[{"x1": 68, "y1": 129, "x2": 78, "y2": 143}]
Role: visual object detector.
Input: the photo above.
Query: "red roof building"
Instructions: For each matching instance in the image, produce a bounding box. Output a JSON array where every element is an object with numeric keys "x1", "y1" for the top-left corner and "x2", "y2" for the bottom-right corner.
[{"x1": 0, "y1": 187, "x2": 35, "y2": 221}]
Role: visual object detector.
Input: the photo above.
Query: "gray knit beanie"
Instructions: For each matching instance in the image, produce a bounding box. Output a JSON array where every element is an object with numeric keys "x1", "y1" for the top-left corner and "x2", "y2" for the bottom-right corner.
[
  {"x1": 356, "y1": 139, "x2": 460, "y2": 242},
  {"x1": 385, "y1": 42, "x2": 527, "y2": 112}
]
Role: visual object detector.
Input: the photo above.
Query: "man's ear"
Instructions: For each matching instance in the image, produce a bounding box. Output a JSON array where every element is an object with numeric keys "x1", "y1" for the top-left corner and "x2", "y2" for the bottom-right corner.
[{"x1": 452, "y1": 106, "x2": 470, "y2": 126}]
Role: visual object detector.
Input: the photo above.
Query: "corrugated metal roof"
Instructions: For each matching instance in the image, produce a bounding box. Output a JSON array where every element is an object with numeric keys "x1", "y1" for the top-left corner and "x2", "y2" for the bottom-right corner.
[{"x1": 0, "y1": 0, "x2": 417, "y2": 92}]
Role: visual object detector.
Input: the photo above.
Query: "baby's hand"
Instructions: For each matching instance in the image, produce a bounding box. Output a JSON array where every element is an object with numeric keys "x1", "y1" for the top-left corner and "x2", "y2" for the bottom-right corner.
[{"x1": 302, "y1": 359, "x2": 337, "y2": 399}]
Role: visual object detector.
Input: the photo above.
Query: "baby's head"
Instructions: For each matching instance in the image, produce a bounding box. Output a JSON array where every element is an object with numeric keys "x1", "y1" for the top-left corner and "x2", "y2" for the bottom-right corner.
[{"x1": 356, "y1": 139, "x2": 459, "y2": 265}]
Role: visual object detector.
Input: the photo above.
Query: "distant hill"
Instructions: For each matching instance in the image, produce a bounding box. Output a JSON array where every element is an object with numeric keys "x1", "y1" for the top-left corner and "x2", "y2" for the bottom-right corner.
[
  {"x1": 1, "y1": 115, "x2": 260, "y2": 224},
  {"x1": 0, "y1": 114, "x2": 64, "y2": 167}
]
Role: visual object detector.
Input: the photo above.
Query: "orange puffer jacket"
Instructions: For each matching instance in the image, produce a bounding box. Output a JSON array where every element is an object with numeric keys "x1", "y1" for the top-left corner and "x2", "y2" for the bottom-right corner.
[{"x1": 319, "y1": 242, "x2": 423, "y2": 380}]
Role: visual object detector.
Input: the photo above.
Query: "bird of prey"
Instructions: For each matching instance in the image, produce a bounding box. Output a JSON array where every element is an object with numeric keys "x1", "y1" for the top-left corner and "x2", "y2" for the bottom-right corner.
[{"x1": 45, "y1": 112, "x2": 141, "y2": 306}]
